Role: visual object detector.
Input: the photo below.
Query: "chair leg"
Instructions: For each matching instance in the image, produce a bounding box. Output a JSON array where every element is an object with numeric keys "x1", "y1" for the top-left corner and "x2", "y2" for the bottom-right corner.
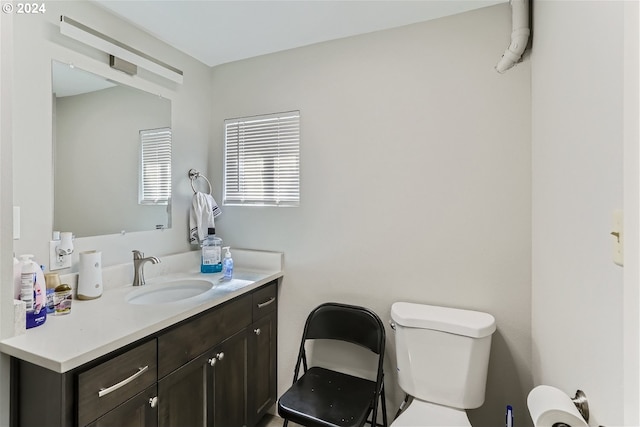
[
  {"x1": 380, "y1": 384, "x2": 388, "y2": 427},
  {"x1": 283, "y1": 419, "x2": 289, "y2": 427}
]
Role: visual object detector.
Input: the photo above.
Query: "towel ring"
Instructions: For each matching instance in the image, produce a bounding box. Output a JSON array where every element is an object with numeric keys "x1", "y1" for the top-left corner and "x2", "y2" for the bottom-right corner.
[{"x1": 188, "y1": 168, "x2": 212, "y2": 195}]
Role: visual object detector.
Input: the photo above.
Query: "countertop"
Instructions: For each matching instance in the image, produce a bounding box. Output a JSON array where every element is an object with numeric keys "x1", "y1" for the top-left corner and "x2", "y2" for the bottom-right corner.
[{"x1": 0, "y1": 249, "x2": 283, "y2": 373}]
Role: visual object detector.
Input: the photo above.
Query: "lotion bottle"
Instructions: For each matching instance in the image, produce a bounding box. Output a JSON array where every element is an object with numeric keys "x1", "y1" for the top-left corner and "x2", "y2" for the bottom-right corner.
[
  {"x1": 19, "y1": 255, "x2": 47, "y2": 328},
  {"x1": 19, "y1": 255, "x2": 35, "y2": 315},
  {"x1": 222, "y1": 247, "x2": 233, "y2": 280}
]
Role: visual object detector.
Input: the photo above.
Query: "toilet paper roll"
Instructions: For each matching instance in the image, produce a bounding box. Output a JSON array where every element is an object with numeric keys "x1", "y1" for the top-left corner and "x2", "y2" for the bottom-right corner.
[{"x1": 527, "y1": 385, "x2": 588, "y2": 427}]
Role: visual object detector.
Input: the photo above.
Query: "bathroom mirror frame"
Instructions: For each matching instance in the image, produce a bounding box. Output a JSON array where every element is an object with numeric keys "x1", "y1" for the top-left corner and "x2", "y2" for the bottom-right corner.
[{"x1": 52, "y1": 60, "x2": 173, "y2": 238}]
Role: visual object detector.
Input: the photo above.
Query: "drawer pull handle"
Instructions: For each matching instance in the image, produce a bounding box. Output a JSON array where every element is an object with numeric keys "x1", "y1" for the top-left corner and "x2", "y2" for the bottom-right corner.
[
  {"x1": 149, "y1": 396, "x2": 158, "y2": 408},
  {"x1": 98, "y1": 365, "x2": 149, "y2": 398},
  {"x1": 254, "y1": 328, "x2": 261, "y2": 336},
  {"x1": 257, "y1": 297, "x2": 275, "y2": 309}
]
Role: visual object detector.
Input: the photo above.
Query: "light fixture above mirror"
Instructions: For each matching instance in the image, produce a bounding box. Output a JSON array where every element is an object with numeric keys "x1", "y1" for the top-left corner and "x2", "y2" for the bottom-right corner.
[{"x1": 59, "y1": 15, "x2": 183, "y2": 84}]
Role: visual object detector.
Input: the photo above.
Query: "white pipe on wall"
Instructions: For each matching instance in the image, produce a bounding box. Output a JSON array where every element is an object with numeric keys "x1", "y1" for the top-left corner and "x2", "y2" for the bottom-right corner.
[{"x1": 495, "y1": 0, "x2": 530, "y2": 73}]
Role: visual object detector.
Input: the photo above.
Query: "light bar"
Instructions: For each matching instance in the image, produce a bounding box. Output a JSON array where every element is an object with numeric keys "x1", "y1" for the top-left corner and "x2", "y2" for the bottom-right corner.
[{"x1": 60, "y1": 15, "x2": 183, "y2": 84}]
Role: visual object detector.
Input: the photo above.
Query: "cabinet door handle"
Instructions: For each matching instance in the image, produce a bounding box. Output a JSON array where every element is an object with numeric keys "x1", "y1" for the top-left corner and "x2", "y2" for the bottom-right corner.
[
  {"x1": 208, "y1": 352, "x2": 224, "y2": 366},
  {"x1": 254, "y1": 328, "x2": 261, "y2": 335},
  {"x1": 98, "y1": 365, "x2": 149, "y2": 398},
  {"x1": 149, "y1": 396, "x2": 158, "y2": 408},
  {"x1": 257, "y1": 296, "x2": 275, "y2": 309}
]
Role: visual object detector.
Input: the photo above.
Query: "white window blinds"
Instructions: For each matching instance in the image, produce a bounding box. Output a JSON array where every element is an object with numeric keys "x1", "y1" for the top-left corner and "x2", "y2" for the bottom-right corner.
[
  {"x1": 224, "y1": 111, "x2": 300, "y2": 206},
  {"x1": 139, "y1": 127, "x2": 172, "y2": 205}
]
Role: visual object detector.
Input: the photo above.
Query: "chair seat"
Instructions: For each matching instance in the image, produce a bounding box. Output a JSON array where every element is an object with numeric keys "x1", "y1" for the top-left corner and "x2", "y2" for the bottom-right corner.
[{"x1": 278, "y1": 366, "x2": 377, "y2": 427}]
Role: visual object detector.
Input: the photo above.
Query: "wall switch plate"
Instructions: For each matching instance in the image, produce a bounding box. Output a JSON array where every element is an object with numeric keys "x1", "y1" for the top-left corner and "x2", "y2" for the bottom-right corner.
[
  {"x1": 50, "y1": 240, "x2": 71, "y2": 271},
  {"x1": 612, "y1": 209, "x2": 623, "y2": 266}
]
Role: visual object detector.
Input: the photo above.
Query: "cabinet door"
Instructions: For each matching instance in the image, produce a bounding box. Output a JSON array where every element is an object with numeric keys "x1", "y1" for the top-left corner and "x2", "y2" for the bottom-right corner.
[
  {"x1": 86, "y1": 385, "x2": 157, "y2": 427},
  {"x1": 248, "y1": 310, "x2": 277, "y2": 426},
  {"x1": 158, "y1": 353, "x2": 210, "y2": 427},
  {"x1": 158, "y1": 329, "x2": 248, "y2": 427},
  {"x1": 212, "y1": 329, "x2": 248, "y2": 427}
]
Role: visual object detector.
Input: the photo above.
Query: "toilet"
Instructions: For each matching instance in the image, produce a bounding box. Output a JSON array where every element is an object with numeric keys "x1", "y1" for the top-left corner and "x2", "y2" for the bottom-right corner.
[{"x1": 390, "y1": 302, "x2": 496, "y2": 427}]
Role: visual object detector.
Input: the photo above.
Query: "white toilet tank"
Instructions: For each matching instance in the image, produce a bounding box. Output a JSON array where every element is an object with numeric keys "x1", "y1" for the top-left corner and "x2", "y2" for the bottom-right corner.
[{"x1": 391, "y1": 302, "x2": 496, "y2": 410}]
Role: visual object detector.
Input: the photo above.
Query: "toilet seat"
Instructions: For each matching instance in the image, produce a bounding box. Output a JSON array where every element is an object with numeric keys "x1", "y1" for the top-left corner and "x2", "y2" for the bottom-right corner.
[{"x1": 391, "y1": 399, "x2": 471, "y2": 427}]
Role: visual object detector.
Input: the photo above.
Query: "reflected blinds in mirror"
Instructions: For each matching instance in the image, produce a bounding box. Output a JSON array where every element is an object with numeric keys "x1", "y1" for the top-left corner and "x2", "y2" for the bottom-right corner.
[{"x1": 140, "y1": 127, "x2": 172, "y2": 205}]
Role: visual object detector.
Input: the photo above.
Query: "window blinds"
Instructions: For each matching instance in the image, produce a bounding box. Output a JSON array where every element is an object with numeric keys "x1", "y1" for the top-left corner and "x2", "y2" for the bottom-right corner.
[
  {"x1": 224, "y1": 111, "x2": 300, "y2": 206},
  {"x1": 139, "y1": 127, "x2": 172, "y2": 205}
]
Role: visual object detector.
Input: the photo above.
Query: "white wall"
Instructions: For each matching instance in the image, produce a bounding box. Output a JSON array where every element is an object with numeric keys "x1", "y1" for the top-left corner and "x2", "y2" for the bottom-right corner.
[
  {"x1": 622, "y1": 2, "x2": 640, "y2": 424},
  {"x1": 11, "y1": 0, "x2": 212, "y2": 269},
  {"x1": 210, "y1": 4, "x2": 532, "y2": 426},
  {"x1": 0, "y1": 8, "x2": 15, "y2": 427},
  {"x1": 531, "y1": 1, "x2": 633, "y2": 426}
]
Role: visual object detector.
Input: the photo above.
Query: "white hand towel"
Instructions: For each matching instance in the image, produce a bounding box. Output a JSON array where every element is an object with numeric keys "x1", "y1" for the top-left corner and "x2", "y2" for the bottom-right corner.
[{"x1": 189, "y1": 192, "x2": 222, "y2": 244}]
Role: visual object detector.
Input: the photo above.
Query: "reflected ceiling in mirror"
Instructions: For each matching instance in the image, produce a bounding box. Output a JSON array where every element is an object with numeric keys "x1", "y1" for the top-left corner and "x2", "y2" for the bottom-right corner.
[{"x1": 52, "y1": 61, "x2": 172, "y2": 238}]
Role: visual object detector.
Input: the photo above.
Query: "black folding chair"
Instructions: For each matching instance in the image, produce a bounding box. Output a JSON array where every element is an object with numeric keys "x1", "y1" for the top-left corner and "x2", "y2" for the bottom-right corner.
[{"x1": 277, "y1": 302, "x2": 388, "y2": 427}]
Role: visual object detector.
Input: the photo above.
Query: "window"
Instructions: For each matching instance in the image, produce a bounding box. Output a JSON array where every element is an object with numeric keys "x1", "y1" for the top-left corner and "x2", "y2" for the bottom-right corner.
[
  {"x1": 139, "y1": 127, "x2": 172, "y2": 205},
  {"x1": 224, "y1": 111, "x2": 300, "y2": 206}
]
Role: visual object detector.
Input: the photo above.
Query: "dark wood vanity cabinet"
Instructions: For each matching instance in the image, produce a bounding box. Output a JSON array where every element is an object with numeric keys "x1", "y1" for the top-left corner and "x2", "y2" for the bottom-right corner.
[
  {"x1": 10, "y1": 280, "x2": 279, "y2": 427},
  {"x1": 158, "y1": 320, "x2": 249, "y2": 427},
  {"x1": 154, "y1": 288, "x2": 253, "y2": 427},
  {"x1": 248, "y1": 284, "x2": 278, "y2": 427}
]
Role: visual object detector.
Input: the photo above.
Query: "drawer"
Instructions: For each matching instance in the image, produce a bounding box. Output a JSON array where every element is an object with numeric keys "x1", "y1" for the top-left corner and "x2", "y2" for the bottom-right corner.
[
  {"x1": 77, "y1": 339, "x2": 157, "y2": 427},
  {"x1": 252, "y1": 282, "x2": 277, "y2": 320},
  {"x1": 86, "y1": 384, "x2": 157, "y2": 427},
  {"x1": 158, "y1": 294, "x2": 252, "y2": 378}
]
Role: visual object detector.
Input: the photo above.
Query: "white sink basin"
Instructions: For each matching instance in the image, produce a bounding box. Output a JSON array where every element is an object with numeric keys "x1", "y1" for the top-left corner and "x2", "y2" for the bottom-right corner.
[{"x1": 126, "y1": 279, "x2": 214, "y2": 305}]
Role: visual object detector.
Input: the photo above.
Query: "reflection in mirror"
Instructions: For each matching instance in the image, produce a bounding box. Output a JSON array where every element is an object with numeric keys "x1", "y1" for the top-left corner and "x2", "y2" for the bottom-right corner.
[{"x1": 52, "y1": 61, "x2": 172, "y2": 238}]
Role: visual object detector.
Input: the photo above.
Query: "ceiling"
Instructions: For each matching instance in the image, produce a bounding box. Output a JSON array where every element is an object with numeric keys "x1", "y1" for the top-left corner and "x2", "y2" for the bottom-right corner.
[{"x1": 92, "y1": 0, "x2": 505, "y2": 68}]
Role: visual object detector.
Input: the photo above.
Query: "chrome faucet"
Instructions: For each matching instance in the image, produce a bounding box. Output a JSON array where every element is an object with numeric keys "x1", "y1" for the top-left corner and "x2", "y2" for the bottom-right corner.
[{"x1": 132, "y1": 250, "x2": 160, "y2": 286}]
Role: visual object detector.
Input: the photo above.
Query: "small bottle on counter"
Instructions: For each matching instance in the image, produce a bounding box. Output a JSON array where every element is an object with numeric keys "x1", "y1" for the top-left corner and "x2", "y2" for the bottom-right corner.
[
  {"x1": 201, "y1": 228, "x2": 222, "y2": 273},
  {"x1": 44, "y1": 272, "x2": 61, "y2": 314},
  {"x1": 222, "y1": 247, "x2": 233, "y2": 280},
  {"x1": 54, "y1": 284, "x2": 72, "y2": 315}
]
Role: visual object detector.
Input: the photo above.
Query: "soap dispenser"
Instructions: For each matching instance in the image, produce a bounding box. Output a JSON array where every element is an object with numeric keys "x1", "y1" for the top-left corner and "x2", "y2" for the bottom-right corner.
[{"x1": 222, "y1": 247, "x2": 233, "y2": 280}]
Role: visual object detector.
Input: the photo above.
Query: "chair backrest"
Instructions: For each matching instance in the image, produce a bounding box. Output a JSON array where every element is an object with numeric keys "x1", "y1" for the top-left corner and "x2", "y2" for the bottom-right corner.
[{"x1": 303, "y1": 302, "x2": 385, "y2": 355}]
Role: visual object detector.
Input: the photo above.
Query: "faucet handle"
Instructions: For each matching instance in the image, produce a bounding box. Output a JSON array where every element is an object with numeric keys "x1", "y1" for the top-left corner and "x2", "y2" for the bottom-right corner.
[{"x1": 132, "y1": 250, "x2": 144, "y2": 260}]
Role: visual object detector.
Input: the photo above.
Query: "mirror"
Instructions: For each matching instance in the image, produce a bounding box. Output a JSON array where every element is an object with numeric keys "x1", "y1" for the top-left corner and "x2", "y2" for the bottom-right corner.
[{"x1": 52, "y1": 61, "x2": 172, "y2": 238}]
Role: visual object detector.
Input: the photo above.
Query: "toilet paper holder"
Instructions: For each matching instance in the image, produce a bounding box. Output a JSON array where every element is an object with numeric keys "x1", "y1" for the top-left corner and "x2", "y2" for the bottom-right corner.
[
  {"x1": 571, "y1": 390, "x2": 589, "y2": 423},
  {"x1": 551, "y1": 391, "x2": 589, "y2": 427}
]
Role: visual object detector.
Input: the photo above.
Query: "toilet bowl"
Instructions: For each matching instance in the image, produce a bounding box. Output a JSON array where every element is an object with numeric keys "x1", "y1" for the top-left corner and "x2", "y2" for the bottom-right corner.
[
  {"x1": 391, "y1": 400, "x2": 470, "y2": 427},
  {"x1": 390, "y1": 302, "x2": 496, "y2": 427}
]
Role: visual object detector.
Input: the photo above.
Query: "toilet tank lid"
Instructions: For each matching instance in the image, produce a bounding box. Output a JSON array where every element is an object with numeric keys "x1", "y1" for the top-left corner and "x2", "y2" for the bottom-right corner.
[{"x1": 391, "y1": 302, "x2": 496, "y2": 338}]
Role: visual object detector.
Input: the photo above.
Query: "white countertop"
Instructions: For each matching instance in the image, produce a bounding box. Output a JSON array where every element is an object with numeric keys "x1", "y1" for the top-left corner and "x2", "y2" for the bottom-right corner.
[{"x1": 0, "y1": 249, "x2": 283, "y2": 373}]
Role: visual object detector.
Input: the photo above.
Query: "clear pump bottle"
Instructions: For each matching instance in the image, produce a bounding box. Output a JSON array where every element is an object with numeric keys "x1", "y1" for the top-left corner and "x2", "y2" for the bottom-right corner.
[{"x1": 222, "y1": 247, "x2": 233, "y2": 280}]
